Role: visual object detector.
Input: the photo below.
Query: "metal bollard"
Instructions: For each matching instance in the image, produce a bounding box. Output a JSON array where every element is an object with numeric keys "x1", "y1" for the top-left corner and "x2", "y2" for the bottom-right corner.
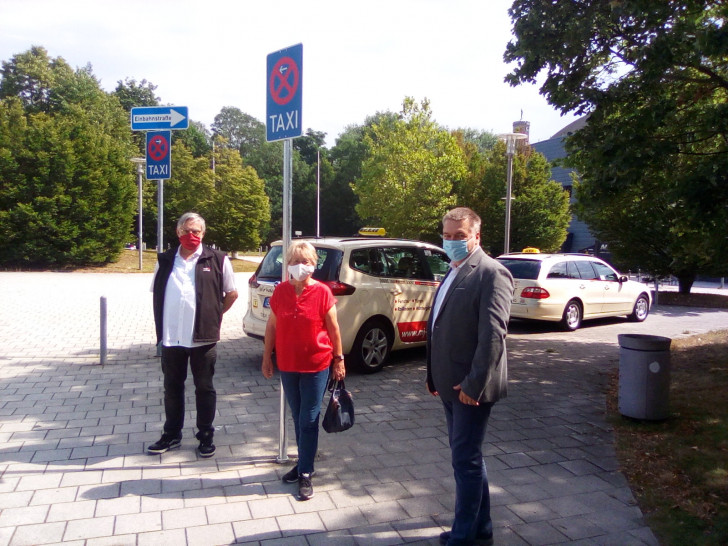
[{"x1": 100, "y1": 296, "x2": 107, "y2": 365}]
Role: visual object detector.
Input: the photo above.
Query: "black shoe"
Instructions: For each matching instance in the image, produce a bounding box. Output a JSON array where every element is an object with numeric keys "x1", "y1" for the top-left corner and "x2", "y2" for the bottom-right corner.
[
  {"x1": 282, "y1": 466, "x2": 316, "y2": 484},
  {"x1": 147, "y1": 433, "x2": 182, "y2": 454},
  {"x1": 297, "y1": 473, "x2": 314, "y2": 501},
  {"x1": 196, "y1": 430, "x2": 216, "y2": 458},
  {"x1": 439, "y1": 531, "x2": 493, "y2": 546}
]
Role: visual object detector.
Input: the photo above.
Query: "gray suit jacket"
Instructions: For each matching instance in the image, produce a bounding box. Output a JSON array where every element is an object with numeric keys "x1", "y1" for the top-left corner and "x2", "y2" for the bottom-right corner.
[{"x1": 426, "y1": 246, "x2": 514, "y2": 404}]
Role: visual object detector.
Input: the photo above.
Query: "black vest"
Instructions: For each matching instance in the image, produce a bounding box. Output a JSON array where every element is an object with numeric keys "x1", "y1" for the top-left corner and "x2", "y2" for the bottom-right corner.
[{"x1": 153, "y1": 245, "x2": 226, "y2": 344}]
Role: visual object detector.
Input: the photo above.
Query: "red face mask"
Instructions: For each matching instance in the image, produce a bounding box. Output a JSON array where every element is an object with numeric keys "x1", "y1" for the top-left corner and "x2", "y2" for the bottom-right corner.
[{"x1": 179, "y1": 232, "x2": 201, "y2": 251}]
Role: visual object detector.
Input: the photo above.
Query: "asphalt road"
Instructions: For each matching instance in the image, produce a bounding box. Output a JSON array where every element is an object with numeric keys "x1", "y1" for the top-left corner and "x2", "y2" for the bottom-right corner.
[{"x1": 506, "y1": 302, "x2": 728, "y2": 344}]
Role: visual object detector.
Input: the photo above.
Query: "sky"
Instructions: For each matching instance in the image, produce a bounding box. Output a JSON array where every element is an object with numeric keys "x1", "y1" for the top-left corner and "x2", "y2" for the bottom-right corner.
[{"x1": 0, "y1": 0, "x2": 582, "y2": 148}]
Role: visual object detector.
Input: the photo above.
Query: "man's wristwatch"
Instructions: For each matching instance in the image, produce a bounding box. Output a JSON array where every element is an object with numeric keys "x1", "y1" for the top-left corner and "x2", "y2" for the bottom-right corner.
[{"x1": 333, "y1": 354, "x2": 344, "y2": 362}]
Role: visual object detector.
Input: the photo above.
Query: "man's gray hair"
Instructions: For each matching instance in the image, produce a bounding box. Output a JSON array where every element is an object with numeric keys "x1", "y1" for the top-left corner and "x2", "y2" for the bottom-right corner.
[
  {"x1": 443, "y1": 207, "x2": 481, "y2": 233},
  {"x1": 177, "y1": 212, "x2": 206, "y2": 232}
]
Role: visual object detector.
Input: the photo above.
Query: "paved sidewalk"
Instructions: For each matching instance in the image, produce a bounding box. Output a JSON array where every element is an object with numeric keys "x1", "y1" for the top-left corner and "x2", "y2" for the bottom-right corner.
[{"x1": 0, "y1": 272, "x2": 674, "y2": 545}]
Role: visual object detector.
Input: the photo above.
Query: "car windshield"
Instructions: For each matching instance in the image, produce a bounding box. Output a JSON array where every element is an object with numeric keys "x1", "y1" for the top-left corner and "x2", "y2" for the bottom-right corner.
[
  {"x1": 496, "y1": 258, "x2": 541, "y2": 280},
  {"x1": 256, "y1": 245, "x2": 343, "y2": 282}
]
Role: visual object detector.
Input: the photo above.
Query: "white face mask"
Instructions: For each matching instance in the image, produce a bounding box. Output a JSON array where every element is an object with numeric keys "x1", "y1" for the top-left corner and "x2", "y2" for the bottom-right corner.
[{"x1": 288, "y1": 263, "x2": 315, "y2": 281}]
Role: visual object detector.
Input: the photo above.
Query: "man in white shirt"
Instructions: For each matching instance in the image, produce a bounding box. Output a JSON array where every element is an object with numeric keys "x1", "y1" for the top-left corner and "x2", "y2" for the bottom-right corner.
[{"x1": 149, "y1": 212, "x2": 238, "y2": 458}]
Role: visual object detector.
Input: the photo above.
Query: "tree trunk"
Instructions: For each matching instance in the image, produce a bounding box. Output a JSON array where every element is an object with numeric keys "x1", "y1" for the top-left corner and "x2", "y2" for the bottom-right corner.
[{"x1": 676, "y1": 272, "x2": 696, "y2": 294}]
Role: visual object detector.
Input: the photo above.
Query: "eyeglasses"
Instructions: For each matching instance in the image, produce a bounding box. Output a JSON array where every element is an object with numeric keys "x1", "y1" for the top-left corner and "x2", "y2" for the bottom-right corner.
[{"x1": 181, "y1": 228, "x2": 202, "y2": 236}]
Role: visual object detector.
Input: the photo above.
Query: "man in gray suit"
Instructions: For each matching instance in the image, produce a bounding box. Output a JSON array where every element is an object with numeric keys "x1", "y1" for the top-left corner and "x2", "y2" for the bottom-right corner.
[{"x1": 427, "y1": 207, "x2": 514, "y2": 546}]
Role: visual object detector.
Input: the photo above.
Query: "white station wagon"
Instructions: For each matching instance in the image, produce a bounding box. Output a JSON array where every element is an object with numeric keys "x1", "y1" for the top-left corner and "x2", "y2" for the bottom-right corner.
[
  {"x1": 243, "y1": 237, "x2": 450, "y2": 372},
  {"x1": 496, "y1": 253, "x2": 652, "y2": 330}
]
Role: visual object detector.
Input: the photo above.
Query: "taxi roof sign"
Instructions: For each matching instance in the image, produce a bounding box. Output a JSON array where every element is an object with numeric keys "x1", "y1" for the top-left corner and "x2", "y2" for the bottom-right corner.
[
  {"x1": 358, "y1": 227, "x2": 386, "y2": 237},
  {"x1": 522, "y1": 247, "x2": 540, "y2": 253}
]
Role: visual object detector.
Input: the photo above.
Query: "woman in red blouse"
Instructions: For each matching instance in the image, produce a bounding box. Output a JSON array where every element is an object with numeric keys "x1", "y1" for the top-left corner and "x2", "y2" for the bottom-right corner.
[{"x1": 261, "y1": 241, "x2": 345, "y2": 501}]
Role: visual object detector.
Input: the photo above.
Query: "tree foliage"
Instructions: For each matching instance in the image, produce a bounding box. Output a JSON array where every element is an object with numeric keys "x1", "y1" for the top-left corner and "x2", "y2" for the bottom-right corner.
[
  {"x1": 212, "y1": 106, "x2": 265, "y2": 159},
  {"x1": 505, "y1": 0, "x2": 728, "y2": 291},
  {"x1": 354, "y1": 98, "x2": 466, "y2": 241},
  {"x1": 205, "y1": 146, "x2": 270, "y2": 252},
  {"x1": 456, "y1": 140, "x2": 570, "y2": 255},
  {"x1": 0, "y1": 47, "x2": 136, "y2": 266}
]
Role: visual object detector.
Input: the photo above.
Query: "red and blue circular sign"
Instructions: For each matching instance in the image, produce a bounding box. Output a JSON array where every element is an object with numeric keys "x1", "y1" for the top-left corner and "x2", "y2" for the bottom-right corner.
[
  {"x1": 266, "y1": 43, "x2": 303, "y2": 142},
  {"x1": 269, "y1": 56, "x2": 300, "y2": 106},
  {"x1": 147, "y1": 133, "x2": 169, "y2": 161}
]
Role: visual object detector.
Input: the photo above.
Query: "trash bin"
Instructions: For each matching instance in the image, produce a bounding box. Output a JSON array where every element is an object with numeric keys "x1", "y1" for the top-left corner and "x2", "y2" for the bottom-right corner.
[{"x1": 618, "y1": 334, "x2": 671, "y2": 420}]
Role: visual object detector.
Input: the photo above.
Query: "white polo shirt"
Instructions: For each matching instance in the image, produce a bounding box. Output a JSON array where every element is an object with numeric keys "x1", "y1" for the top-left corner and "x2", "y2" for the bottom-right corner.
[
  {"x1": 154, "y1": 246, "x2": 236, "y2": 348},
  {"x1": 432, "y1": 251, "x2": 474, "y2": 323}
]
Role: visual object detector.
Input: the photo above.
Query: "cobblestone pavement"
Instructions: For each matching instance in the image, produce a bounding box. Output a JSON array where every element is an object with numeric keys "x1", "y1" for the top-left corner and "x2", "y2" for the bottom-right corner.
[{"x1": 3, "y1": 271, "x2": 724, "y2": 545}]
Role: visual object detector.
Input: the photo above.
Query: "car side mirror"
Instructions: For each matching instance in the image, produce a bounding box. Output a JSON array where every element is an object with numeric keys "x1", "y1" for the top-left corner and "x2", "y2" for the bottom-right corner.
[{"x1": 619, "y1": 275, "x2": 628, "y2": 283}]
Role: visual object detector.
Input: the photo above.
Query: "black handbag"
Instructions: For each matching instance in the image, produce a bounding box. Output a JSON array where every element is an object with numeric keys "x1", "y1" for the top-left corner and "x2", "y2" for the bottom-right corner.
[{"x1": 322, "y1": 378, "x2": 355, "y2": 433}]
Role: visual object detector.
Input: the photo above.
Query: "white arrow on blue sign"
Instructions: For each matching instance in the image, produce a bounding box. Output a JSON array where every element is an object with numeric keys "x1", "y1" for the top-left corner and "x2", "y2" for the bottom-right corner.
[{"x1": 131, "y1": 106, "x2": 189, "y2": 131}]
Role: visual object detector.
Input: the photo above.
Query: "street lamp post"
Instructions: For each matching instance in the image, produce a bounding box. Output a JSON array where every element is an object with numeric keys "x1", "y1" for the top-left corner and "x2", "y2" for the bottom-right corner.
[
  {"x1": 498, "y1": 132, "x2": 527, "y2": 254},
  {"x1": 130, "y1": 158, "x2": 146, "y2": 270}
]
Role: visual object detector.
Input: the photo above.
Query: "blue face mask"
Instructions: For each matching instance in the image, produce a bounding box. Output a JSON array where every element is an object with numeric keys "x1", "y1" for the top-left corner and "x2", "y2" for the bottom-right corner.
[{"x1": 442, "y1": 237, "x2": 471, "y2": 262}]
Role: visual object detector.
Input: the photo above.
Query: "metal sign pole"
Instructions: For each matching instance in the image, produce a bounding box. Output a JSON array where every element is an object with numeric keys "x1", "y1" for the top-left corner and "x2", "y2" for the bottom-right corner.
[
  {"x1": 277, "y1": 138, "x2": 293, "y2": 463},
  {"x1": 157, "y1": 179, "x2": 163, "y2": 253},
  {"x1": 505, "y1": 152, "x2": 514, "y2": 255},
  {"x1": 137, "y1": 163, "x2": 143, "y2": 269}
]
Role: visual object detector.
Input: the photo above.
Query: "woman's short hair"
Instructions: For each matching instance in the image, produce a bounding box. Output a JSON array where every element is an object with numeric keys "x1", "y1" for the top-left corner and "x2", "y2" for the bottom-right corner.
[
  {"x1": 443, "y1": 207, "x2": 481, "y2": 234},
  {"x1": 177, "y1": 212, "x2": 206, "y2": 233},
  {"x1": 286, "y1": 240, "x2": 318, "y2": 265}
]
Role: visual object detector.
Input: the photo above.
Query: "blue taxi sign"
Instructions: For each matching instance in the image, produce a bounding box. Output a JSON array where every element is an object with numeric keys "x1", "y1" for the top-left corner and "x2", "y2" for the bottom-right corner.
[
  {"x1": 145, "y1": 131, "x2": 171, "y2": 180},
  {"x1": 266, "y1": 44, "x2": 303, "y2": 142}
]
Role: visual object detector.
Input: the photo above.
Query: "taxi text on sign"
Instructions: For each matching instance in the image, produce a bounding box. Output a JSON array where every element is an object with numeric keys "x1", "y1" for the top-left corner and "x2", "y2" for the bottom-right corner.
[
  {"x1": 145, "y1": 131, "x2": 172, "y2": 180},
  {"x1": 266, "y1": 43, "x2": 303, "y2": 142}
]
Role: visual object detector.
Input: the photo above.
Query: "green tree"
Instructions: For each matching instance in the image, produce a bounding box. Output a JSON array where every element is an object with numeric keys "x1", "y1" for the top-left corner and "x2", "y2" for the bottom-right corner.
[
  {"x1": 205, "y1": 146, "x2": 270, "y2": 252},
  {"x1": 457, "y1": 141, "x2": 570, "y2": 255},
  {"x1": 0, "y1": 47, "x2": 136, "y2": 266},
  {"x1": 246, "y1": 138, "x2": 318, "y2": 242},
  {"x1": 325, "y1": 113, "x2": 400, "y2": 237},
  {"x1": 455, "y1": 127, "x2": 498, "y2": 154},
  {"x1": 211, "y1": 106, "x2": 265, "y2": 159},
  {"x1": 175, "y1": 121, "x2": 211, "y2": 159},
  {"x1": 159, "y1": 142, "x2": 215, "y2": 247},
  {"x1": 113, "y1": 78, "x2": 160, "y2": 157},
  {"x1": 353, "y1": 98, "x2": 466, "y2": 241},
  {"x1": 113, "y1": 78, "x2": 159, "y2": 111},
  {"x1": 505, "y1": 0, "x2": 728, "y2": 292}
]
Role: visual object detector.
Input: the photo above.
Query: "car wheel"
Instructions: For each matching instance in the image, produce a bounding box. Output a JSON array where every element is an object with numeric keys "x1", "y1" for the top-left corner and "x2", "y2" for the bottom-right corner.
[
  {"x1": 629, "y1": 294, "x2": 650, "y2": 322},
  {"x1": 349, "y1": 319, "x2": 392, "y2": 374},
  {"x1": 561, "y1": 300, "x2": 583, "y2": 331}
]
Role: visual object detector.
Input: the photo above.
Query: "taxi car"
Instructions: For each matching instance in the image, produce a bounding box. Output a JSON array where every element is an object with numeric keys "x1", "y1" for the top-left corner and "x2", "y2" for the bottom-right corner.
[
  {"x1": 496, "y1": 253, "x2": 651, "y2": 330},
  {"x1": 243, "y1": 237, "x2": 450, "y2": 373}
]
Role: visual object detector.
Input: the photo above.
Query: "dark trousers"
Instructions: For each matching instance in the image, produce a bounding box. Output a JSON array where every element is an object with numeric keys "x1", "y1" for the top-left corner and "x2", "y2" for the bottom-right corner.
[
  {"x1": 161, "y1": 344, "x2": 217, "y2": 436},
  {"x1": 442, "y1": 398, "x2": 494, "y2": 545}
]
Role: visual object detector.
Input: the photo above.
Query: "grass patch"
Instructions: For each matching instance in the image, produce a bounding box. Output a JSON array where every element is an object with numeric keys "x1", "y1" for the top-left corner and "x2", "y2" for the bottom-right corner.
[
  {"x1": 72, "y1": 249, "x2": 261, "y2": 274},
  {"x1": 607, "y1": 329, "x2": 728, "y2": 545}
]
